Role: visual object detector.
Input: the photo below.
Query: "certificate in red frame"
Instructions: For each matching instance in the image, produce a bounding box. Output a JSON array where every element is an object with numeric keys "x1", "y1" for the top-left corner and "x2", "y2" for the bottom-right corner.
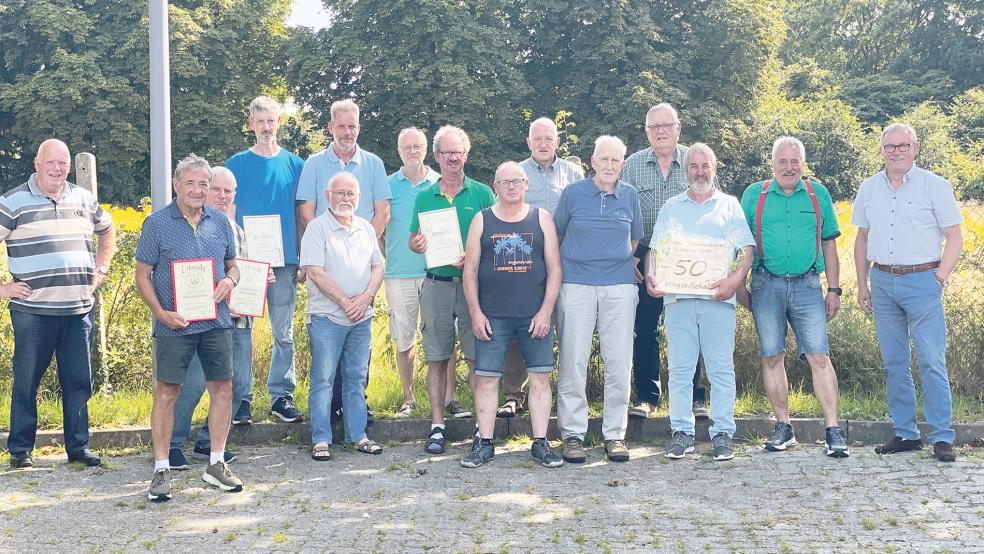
[
  {"x1": 171, "y1": 258, "x2": 218, "y2": 322},
  {"x1": 229, "y1": 258, "x2": 272, "y2": 318}
]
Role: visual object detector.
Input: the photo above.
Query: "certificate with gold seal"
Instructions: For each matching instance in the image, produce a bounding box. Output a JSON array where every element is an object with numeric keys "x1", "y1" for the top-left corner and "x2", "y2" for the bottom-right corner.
[
  {"x1": 650, "y1": 234, "x2": 735, "y2": 296},
  {"x1": 418, "y1": 207, "x2": 463, "y2": 269},
  {"x1": 171, "y1": 258, "x2": 217, "y2": 322},
  {"x1": 243, "y1": 215, "x2": 285, "y2": 268},
  {"x1": 229, "y1": 258, "x2": 271, "y2": 318}
]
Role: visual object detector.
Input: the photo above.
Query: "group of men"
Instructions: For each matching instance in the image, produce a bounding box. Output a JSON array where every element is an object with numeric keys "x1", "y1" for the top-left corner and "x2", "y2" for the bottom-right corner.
[{"x1": 1, "y1": 97, "x2": 964, "y2": 501}]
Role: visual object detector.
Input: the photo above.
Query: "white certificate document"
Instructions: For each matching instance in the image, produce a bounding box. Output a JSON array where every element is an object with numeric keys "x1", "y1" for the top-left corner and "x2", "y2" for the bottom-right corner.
[
  {"x1": 171, "y1": 258, "x2": 217, "y2": 322},
  {"x1": 243, "y1": 215, "x2": 285, "y2": 268},
  {"x1": 651, "y1": 234, "x2": 734, "y2": 296},
  {"x1": 229, "y1": 258, "x2": 271, "y2": 317},
  {"x1": 418, "y1": 208, "x2": 464, "y2": 269}
]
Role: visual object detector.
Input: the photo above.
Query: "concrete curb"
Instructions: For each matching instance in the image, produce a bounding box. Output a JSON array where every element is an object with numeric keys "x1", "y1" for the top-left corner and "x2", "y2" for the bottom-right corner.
[{"x1": 4, "y1": 416, "x2": 983, "y2": 450}]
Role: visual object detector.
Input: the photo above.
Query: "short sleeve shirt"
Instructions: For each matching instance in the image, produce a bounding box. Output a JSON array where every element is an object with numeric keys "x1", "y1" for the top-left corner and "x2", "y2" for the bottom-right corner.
[
  {"x1": 299, "y1": 211, "x2": 383, "y2": 326},
  {"x1": 135, "y1": 202, "x2": 236, "y2": 337},
  {"x1": 518, "y1": 156, "x2": 585, "y2": 215},
  {"x1": 409, "y1": 176, "x2": 496, "y2": 278},
  {"x1": 553, "y1": 178, "x2": 644, "y2": 286},
  {"x1": 295, "y1": 145, "x2": 391, "y2": 221},
  {"x1": 652, "y1": 189, "x2": 755, "y2": 305},
  {"x1": 740, "y1": 178, "x2": 840, "y2": 275},
  {"x1": 851, "y1": 166, "x2": 963, "y2": 265},
  {"x1": 620, "y1": 144, "x2": 689, "y2": 248},
  {"x1": 384, "y1": 167, "x2": 440, "y2": 278}
]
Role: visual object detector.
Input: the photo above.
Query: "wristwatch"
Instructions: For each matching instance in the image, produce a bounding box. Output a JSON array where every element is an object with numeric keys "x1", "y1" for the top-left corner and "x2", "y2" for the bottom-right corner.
[
  {"x1": 96, "y1": 265, "x2": 110, "y2": 276},
  {"x1": 827, "y1": 287, "x2": 842, "y2": 295},
  {"x1": 225, "y1": 274, "x2": 239, "y2": 287}
]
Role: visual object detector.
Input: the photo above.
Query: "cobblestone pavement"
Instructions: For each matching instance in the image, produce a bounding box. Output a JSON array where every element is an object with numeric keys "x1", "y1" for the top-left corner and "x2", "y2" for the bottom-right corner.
[{"x1": 0, "y1": 438, "x2": 982, "y2": 553}]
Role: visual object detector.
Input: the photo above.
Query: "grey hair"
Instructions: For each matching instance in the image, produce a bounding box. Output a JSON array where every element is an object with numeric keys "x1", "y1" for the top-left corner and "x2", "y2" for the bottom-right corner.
[
  {"x1": 528, "y1": 117, "x2": 558, "y2": 138},
  {"x1": 328, "y1": 171, "x2": 359, "y2": 191},
  {"x1": 593, "y1": 135, "x2": 627, "y2": 158},
  {"x1": 646, "y1": 103, "x2": 680, "y2": 123},
  {"x1": 209, "y1": 166, "x2": 237, "y2": 187},
  {"x1": 249, "y1": 96, "x2": 281, "y2": 116},
  {"x1": 880, "y1": 123, "x2": 918, "y2": 146},
  {"x1": 397, "y1": 127, "x2": 427, "y2": 144},
  {"x1": 330, "y1": 99, "x2": 360, "y2": 121},
  {"x1": 174, "y1": 153, "x2": 211, "y2": 183},
  {"x1": 433, "y1": 125, "x2": 471, "y2": 154},
  {"x1": 684, "y1": 142, "x2": 717, "y2": 169},
  {"x1": 771, "y1": 136, "x2": 806, "y2": 164}
]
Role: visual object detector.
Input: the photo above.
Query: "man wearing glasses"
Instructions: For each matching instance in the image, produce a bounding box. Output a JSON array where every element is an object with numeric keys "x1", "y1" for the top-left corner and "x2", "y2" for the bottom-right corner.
[
  {"x1": 621, "y1": 103, "x2": 706, "y2": 420},
  {"x1": 853, "y1": 123, "x2": 963, "y2": 462},
  {"x1": 408, "y1": 126, "x2": 495, "y2": 454}
]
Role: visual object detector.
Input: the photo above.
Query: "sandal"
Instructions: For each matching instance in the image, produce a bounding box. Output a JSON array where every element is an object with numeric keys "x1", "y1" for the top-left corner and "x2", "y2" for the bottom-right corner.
[
  {"x1": 311, "y1": 443, "x2": 332, "y2": 461},
  {"x1": 393, "y1": 401, "x2": 415, "y2": 418},
  {"x1": 496, "y1": 399, "x2": 521, "y2": 418},
  {"x1": 356, "y1": 439, "x2": 383, "y2": 455}
]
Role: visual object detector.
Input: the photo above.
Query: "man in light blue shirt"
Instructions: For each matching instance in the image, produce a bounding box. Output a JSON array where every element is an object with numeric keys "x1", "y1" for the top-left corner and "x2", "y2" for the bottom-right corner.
[
  {"x1": 297, "y1": 99, "x2": 391, "y2": 237},
  {"x1": 646, "y1": 143, "x2": 754, "y2": 463}
]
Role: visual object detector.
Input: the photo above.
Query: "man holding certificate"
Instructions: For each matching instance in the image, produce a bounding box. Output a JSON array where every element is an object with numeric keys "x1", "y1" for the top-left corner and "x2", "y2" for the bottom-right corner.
[
  {"x1": 408, "y1": 125, "x2": 495, "y2": 454},
  {"x1": 300, "y1": 172, "x2": 385, "y2": 461},
  {"x1": 645, "y1": 143, "x2": 754, "y2": 462},
  {"x1": 135, "y1": 155, "x2": 244, "y2": 501}
]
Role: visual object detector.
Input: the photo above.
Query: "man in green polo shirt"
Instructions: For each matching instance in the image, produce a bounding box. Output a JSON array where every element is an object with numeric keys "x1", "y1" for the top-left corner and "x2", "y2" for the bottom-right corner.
[
  {"x1": 737, "y1": 136, "x2": 849, "y2": 458},
  {"x1": 409, "y1": 125, "x2": 495, "y2": 454}
]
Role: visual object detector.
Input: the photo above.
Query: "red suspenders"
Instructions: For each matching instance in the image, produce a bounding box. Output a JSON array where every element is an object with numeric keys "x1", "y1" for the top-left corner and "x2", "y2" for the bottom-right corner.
[{"x1": 755, "y1": 178, "x2": 822, "y2": 274}]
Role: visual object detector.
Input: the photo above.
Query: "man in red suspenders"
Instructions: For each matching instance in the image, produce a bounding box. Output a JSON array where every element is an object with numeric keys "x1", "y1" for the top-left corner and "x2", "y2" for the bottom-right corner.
[{"x1": 737, "y1": 137, "x2": 849, "y2": 458}]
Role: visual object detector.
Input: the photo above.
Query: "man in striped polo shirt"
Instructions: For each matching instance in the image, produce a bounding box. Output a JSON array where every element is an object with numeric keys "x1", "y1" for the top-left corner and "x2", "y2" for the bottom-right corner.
[{"x1": 0, "y1": 139, "x2": 116, "y2": 469}]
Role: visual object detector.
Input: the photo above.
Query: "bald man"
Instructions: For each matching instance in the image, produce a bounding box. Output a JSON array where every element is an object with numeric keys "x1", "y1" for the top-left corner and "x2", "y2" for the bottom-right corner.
[{"x1": 1, "y1": 139, "x2": 116, "y2": 469}]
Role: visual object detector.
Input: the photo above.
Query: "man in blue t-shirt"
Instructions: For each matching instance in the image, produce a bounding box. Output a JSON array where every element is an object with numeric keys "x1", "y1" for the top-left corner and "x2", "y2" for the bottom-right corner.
[{"x1": 226, "y1": 96, "x2": 305, "y2": 425}]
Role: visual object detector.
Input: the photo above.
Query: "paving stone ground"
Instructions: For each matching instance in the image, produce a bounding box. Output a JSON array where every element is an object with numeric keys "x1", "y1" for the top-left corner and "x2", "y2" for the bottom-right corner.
[{"x1": 0, "y1": 438, "x2": 982, "y2": 553}]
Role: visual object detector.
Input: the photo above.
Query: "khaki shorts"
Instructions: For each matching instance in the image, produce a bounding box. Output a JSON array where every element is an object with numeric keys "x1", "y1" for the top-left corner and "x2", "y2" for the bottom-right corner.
[
  {"x1": 384, "y1": 277, "x2": 425, "y2": 352},
  {"x1": 419, "y1": 277, "x2": 475, "y2": 361}
]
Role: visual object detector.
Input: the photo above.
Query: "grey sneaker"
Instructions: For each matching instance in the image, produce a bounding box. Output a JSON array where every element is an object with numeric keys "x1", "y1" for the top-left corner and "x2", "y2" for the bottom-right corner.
[
  {"x1": 605, "y1": 439, "x2": 630, "y2": 462},
  {"x1": 202, "y1": 461, "x2": 244, "y2": 492},
  {"x1": 825, "y1": 426, "x2": 850, "y2": 458},
  {"x1": 665, "y1": 431, "x2": 695, "y2": 459},
  {"x1": 445, "y1": 400, "x2": 473, "y2": 418},
  {"x1": 711, "y1": 432, "x2": 734, "y2": 461},
  {"x1": 692, "y1": 400, "x2": 709, "y2": 420},
  {"x1": 530, "y1": 439, "x2": 564, "y2": 468},
  {"x1": 562, "y1": 436, "x2": 586, "y2": 463},
  {"x1": 148, "y1": 469, "x2": 172, "y2": 502},
  {"x1": 461, "y1": 440, "x2": 495, "y2": 468},
  {"x1": 764, "y1": 422, "x2": 797, "y2": 451}
]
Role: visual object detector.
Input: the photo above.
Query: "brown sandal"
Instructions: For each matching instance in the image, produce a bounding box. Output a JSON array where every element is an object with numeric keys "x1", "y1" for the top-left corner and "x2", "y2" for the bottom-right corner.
[
  {"x1": 311, "y1": 443, "x2": 332, "y2": 461},
  {"x1": 355, "y1": 439, "x2": 382, "y2": 455}
]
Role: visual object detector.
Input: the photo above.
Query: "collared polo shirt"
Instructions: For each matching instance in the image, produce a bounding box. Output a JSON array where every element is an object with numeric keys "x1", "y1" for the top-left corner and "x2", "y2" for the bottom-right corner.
[
  {"x1": 652, "y1": 189, "x2": 755, "y2": 305},
  {"x1": 300, "y1": 210, "x2": 383, "y2": 326},
  {"x1": 851, "y1": 165, "x2": 962, "y2": 265},
  {"x1": 740, "y1": 178, "x2": 840, "y2": 275},
  {"x1": 621, "y1": 144, "x2": 689, "y2": 248},
  {"x1": 226, "y1": 148, "x2": 304, "y2": 265},
  {"x1": 384, "y1": 167, "x2": 440, "y2": 278},
  {"x1": 409, "y1": 176, "x2": 495, "y2": 278},
  {"x1": 0, "y1": 175, "x2": 114, "y2": 316},
  {"x1": 135, "y1": 202, "x2": 236, "y2": 337},
  {"x1": 553, "y1": 178, "x2": 643, "y2": 286},
  {"x1": 519, "y1": 156, "x2": 584, "y2": 215},
  {"x1": 296, "y1": 144, "x2": 391, "y2": 220}
]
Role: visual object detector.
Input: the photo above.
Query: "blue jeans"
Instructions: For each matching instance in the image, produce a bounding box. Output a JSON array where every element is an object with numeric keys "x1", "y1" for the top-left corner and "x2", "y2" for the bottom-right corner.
[
  {"x1": 749, "y1": 269, "x2": 829, "y2": 357},
  {"x1": 475, "y1": 317, "x2": 555, "y2": 376},
  {"x1": 171, "y1": 327, "x2": 253, "y2": 449},
  {"x1": 664, "y1": 298, "x2": 737, "y2": 439},
  {"x1": 266, "y1": 265, "x2": 297, "y2": 401},
  {"x1": 870, "y1": 269, "x2": 954, "y2": 444},
  {"x1": 7, "y1": 309, "x2": 94, "y2": 457},
  {"x1": 308, "y1": 316, "x2": 371, "y2": 445}
]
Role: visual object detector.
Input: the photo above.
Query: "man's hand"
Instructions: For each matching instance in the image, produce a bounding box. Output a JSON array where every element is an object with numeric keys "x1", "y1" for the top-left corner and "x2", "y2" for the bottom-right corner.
[
  {"x1": 529, "y1": 308, "x2": 552, "y2": 339},
  {"x1": 344, "y1": 292, "x2": 372, "y2": 322},
  {"x1": 213, "y1": 277, "x2": 235, "y2": 303},
  {"x1": 295, "y1": 267, "x2": 306, "y2": 284},
  {"x1": 632, "y1": 256, "x2": 644, "y2": 283},
  {"x1": 93, "y1": 272, "x2": 109, "y2": 292},
  {"x1": 267, "y1": 268, "x2": 277, "y2": 284},
  {"x1": 646, "y1": 275, "x2": 665, "y2": 298},
  {"x1": 471, "y1": 310, "x2": 493, "y2": 342},
  {"x1": 156, "y1": 310, "x2": 189, "y2": 330},
  {"x1": 857, "y1": 283, "x2": 872, "y2": 315},
  {"x1": 0, "y1": 281, "x2": 32, "y2": 300},
  {"x1": 711, "y1": 275, "x2": 742, "y2": 301},
  {"x1": 409, "y1": 232, "x2": 427, "y2": 253},
  {"x1": 736, "y1": 286, "x2": 752, "y2": 311},
  {"x1": 825, "y1": 292, "x2": 841, "y2": 321}
]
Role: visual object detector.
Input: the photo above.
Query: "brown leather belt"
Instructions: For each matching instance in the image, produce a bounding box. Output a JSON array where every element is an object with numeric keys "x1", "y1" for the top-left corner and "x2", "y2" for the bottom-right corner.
[{"x1": 873, "y1": 261, "x2": 940, "y2": 275}]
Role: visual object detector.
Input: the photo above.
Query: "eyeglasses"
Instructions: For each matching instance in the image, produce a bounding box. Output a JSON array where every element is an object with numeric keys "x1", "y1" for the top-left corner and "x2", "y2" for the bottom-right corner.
[
  {"x1": 882, "y1": 143, "x2": 912, "y2": 153},
  {"x1": 439, "y1": 151, "x2": 464, "y2": 159},
  {"x1": 494, "y1": 179, "x2": 525, "y2": 189},
  {"x1": 399, "y1": 145, "x2": 426, "y2": 152},
  {"x1": 330, "y1": 190, "x2": 357, "y2": 199},
  {"x1": 645, "y1": 123, "x2": 679, "y2": 132}
]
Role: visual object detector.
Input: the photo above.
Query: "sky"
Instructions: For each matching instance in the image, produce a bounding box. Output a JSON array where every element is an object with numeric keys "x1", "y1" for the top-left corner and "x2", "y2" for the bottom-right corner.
[{"x1": 288, "y1": 0, "x2": 332, "y2": 30}]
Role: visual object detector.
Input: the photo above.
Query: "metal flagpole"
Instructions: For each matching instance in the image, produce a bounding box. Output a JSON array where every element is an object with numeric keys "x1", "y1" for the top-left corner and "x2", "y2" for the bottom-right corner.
[{"x1": 149, "y1": 0, "x2": 172, "y2": 210}]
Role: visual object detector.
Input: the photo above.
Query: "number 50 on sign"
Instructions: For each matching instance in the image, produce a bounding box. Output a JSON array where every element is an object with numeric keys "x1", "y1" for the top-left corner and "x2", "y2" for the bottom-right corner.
[{"x1": 650, "y1": 234, "x2": 735, "y2": 296}]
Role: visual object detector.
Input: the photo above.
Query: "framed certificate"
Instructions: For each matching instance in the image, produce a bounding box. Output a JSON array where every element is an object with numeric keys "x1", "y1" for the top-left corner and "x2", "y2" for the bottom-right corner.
[
  {"x1": 229, "y1": 258, "x2": 271, "y2": 317},
  {"x1": 243, "y1": 215, "x2": 285, "y2": 268},
  {"x1": 418, "y1": 208, "x2": 463, "y2": 269},
  {"x1": 650, "y1": 234, "x2": 735, "y2": 296},
  {"x1": 171, "y1": 258, "x2": 217, "y2": 322}
]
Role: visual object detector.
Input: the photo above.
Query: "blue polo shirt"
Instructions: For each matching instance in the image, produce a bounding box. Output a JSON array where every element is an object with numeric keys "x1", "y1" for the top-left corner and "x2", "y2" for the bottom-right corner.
[
  {"x1": 135, "y1": 202, "x2": 236, "y2": 337},
  {"x1": 553, "y1": 178, "x2": 643, "y2": 286},
  {"x1": 295, "y1": 144, "x2": 391, "y2": 220},
  {"x1": 226, "y1": 148, "x2": 304, "y2": 265},
  {"x1": 384, "y1": 167, "x2": 440, "y2": 278}
]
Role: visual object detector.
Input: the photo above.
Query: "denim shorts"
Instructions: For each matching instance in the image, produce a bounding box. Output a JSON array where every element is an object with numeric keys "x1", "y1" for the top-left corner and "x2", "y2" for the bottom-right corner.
[
  {"x1": 153, "y1": 328, "x2": 233, "y2": 384},
  {"x1": 749, "y1": 269, "x2": 829, "y2": 358},
  {"x1": 475, "y1": 317, "x2": 555, "y2": 377}
]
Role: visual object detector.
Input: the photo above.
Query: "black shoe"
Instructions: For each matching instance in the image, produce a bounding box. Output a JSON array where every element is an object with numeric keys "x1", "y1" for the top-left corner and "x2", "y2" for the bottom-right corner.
[
  {"x1": 824, "y1": 426, "x2": 850, "y2": 458},
  {"x1": 425, "y1": 427, "x2": 446, "y2": 454},
  {"x1": 764, "y1": 422, "x2": 797, "y2": 451},
  {"x1": 232, "y1": 400, "x2": 252, "y2": 426},
  {"x1": 67, "y1": 448, "x2": 102, "y2": 467},
  {"x1": 168, "y1": 448, "x2": 191, "y2": 471},
  {"x1": 875, "y1": 436, "x2": 923, "y2": 455},
  {"x1": 330, "y1": 405, "x2": 343, "y2": 425},
  {"x1": 366, "y1": 407, "x2": 375, "y2": 422},
  {"x1": 933, "y1": 441, "x2": 956, "y2": 462},
  {"x1": 9, "y1": 453, "x2": 33, "y2": 469},
  {"x1": 270, "y1": 396, "x2": 303, "y2": 423},
  {"x1": 461, "y1": 439, "x2": 495, "y2": 468},
  {"x1": 192, "y1": 444, "x2": 238, "y2": 464}
]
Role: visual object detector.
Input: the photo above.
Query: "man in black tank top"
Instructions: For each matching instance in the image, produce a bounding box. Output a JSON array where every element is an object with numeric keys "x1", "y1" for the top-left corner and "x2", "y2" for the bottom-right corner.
[{"x1": 461, "y1": 162, "x2": 564, "y2": 468}]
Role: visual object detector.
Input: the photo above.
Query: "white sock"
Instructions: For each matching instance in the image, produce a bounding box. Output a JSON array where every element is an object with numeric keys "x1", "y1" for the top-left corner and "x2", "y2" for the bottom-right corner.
[
  {"x1": 210, "y1": 451, "x2": 223, "y2": 465},
  {"x1": 155, "y1": 459, "x2": 169, "y2": 472},
  {"x1": 430, "y1": 424, "x2": 445, "y2": 439}
]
